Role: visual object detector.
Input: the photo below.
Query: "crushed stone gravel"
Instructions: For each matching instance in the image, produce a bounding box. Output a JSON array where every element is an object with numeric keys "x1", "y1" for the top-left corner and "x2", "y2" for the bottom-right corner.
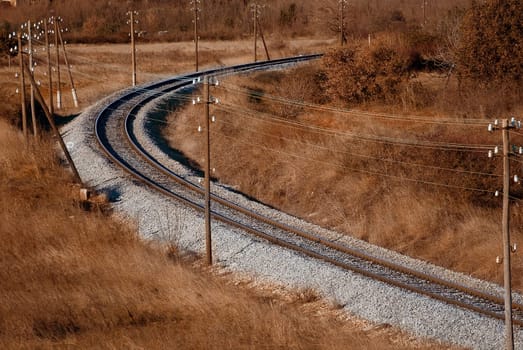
[{"x1": 61, "y1": 79, "x2": 523, "y2": 350}]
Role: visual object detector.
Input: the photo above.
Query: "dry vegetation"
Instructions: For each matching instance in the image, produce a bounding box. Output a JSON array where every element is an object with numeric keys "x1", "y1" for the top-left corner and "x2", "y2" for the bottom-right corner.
[
  {"x1": 0, "y1": 0, "x2": 520, "y2": 347},
  {"x1": 160, "y1": 0, "x2": 523, "y2": 292},
  {"x1": 0, "y1": 0, "x2": 470, "y2": 43},
  {"x1": 0, "y1": 121, "x2": 452, "y2": 348},
  {"x1": 164, "y1": 12, "x2": 523, "y2": 292},
  {"x1": 0, "y1": 28, "x2": 448, "y2": 350}
]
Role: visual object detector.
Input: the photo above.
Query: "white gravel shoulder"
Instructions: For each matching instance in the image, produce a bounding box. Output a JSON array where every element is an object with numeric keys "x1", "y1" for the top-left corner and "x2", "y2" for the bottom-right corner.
[{"x1": 61, "y1": 82, "x2": 523, "y2": 350}]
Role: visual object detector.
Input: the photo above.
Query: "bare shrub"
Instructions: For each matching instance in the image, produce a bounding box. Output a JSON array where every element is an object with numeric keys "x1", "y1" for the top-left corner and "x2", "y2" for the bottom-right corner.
[
  {"x1": 321, "y1": 43, "x2": 408, "y2": 105},
  {"x1": 458, "y1": 0, "x2": 523, "y2": 88},
  {"x1": 251, "y1": 65, "x2": 328, "y2": 118}
]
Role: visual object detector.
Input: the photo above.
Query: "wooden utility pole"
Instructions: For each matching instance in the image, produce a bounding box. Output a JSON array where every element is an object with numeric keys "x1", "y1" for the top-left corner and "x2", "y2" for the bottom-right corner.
[
  {"x1": 27, "y1": 20, "x2": 38, "y2": 138},
  {"x1": 490, "y1": 117, "x2": 518, "y2": 350},
  {"x1": 23, "y1": 60, "x2": 82, "y2": 185},
  {"x1": 251, "y1": 3, "x2": 264, "y2": 62},
  {"x1": 54, "y1": 18, "x2": 62, "y2": 109},
  {"x1": 501, "y1": 119, "x2": 514, "y2": 350},
  {"x1": 191, "y1": 0, "x2": 200, "y2": 72},
  {"x1": 339, "y1": 0, "x2": 346, "y2": 46},
  {"x1": 253, "y1": 4, "x2": 257, "y2": 62},
  {"x1": 57, "y1": 21, "x2": 78, "y2": 108},
  {"x1": 257, "y1": 17, "x2": 270, "y2": 61},
  {"x1": 44, "y1": 18, "x2": 53, "y2": 115},
  {"x1": 422, "y1": 0, "x2": 427, "y2": 25},
  {"x1": 129, "y1": 11, "x2": 137, "y2": 86},
  {"x1": 204, "y1": 76, "x2": 212, "y2": 265},
  {"x1": 18, "y1": 32, "x2": 28, "y2": 139}
]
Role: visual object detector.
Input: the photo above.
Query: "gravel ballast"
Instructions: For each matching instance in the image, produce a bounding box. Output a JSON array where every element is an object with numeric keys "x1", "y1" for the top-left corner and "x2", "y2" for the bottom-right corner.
[{"x1": 61, "y1": 77, "x2": 523, "y2": 350}]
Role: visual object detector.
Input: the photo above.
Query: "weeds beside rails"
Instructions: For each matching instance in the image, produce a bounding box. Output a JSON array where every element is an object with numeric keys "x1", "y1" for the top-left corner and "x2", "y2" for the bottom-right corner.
[{"x1": 165, "y1": 67, "x2": 523, "y2": 292}]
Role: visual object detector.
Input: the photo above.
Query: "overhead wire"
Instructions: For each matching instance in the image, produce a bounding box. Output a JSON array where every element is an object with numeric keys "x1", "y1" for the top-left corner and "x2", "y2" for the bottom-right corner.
[
  {"x1": 25, "y1": 38, "x2": 195, "y2": 97},
  {"x1": 36, "y1": 69, "x2": 511, "y2": 197},
  {"x1": 25, "y1": 53, "x2": 200, "y2": 106},
  {"x1": 216, "y1": 82, "x2": 490, "y2": 126},
  {"x1": 21, "y1": 40, "x2": 519, "y2": 189},
  {"x1": 209, "y1": 130, "x2": 496, "y2": 195},
  {"x1": 509, "y1": 130, "x2": 523, "y2": 138},
  {"x1": 211, "y1": 116, "x2": 502, "y2": 178},
  {"x1": 215, "y1": 103, "x2": 495, "y2": 152},
  {"x1": 18, "y1": 55, "x2": 501, "y2": 155},
  {"x1": 17, "y1": 35, "x2": 523, "y2": 202}
]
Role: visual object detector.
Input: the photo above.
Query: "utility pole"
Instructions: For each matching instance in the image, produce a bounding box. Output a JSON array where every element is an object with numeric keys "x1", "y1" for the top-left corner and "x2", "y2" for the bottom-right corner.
[
  {"x1": 127, "y1": 11, "x2": 138, "y2": 86},
  {"x1": 57, "y1": 20, "x2": 78, "y2": 108},
  {"x1": 257, "y1": 17, "x2": 270, "y2": 61},
  {"x1": 204, "y1": 76, "x2": 212, "y2": 265},
  {"x1": 191, "y1": 0, "x2": 201, "y2": 72},
  {"x1": 17, "y1": 32, "x2": 28, "y2": 139},
  {"x1": 196, "y1": 76, "x2": 219, "y2": 265},
  {"x1": 23, "y1": 59, "x2": 83, "y2": 185},
  {"x1": 501, "y1": 119, "x2": 514, "y2": 350},
  {"x1": 54, "y1": 17, "x2": 62, "y2": 110},
  {"x1": 251, "y1": 3, "x2": 262, "y2": 62},
  {"x1": 27, "y1": 20, "x2": 38, "y2": 138},
  {"x1": 488, "y1": 118, "x2": 521, "y2": 350},
  {"x1": 253, "y1": 3, "x2": 257, "y2": 61},
  {"x1": 339, "y1": 0, "x2": 347, "y2": 46},
  {"x1": 422, "y1": 0, "x2": 427, "y2": 25},
  {"x1": 44, "y1": 17, "x2": 53, "y2": 115}
]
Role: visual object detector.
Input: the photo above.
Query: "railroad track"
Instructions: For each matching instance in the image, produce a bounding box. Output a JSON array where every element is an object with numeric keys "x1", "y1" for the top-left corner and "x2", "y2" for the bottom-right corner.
[{"x1": 93, "y1": 55, "x2": 523, "y2": 329}]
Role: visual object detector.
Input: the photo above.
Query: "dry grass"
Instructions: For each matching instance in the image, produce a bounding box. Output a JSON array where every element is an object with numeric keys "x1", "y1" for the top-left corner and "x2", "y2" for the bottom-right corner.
[
  {"x1": 165, "y1": 65, "x2": 523, "y2": 292},
  {"x1": 0, "y1": 37, "x2": 330, "y2": 122},
  {"x1": 0, "y1": 120, "x2": 453, "y2": 349},
  {"x1": 0, "y1": 37, "x2": 458, "y2": 349},
  {"x1": 0, "y1": 2, "x2": 516, "y2": 346}
]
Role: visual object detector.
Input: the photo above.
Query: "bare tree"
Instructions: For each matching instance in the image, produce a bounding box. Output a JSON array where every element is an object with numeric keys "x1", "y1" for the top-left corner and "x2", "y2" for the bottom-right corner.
[{"x1": 434, "y1": 7, "x2": 465, "y2": 84}]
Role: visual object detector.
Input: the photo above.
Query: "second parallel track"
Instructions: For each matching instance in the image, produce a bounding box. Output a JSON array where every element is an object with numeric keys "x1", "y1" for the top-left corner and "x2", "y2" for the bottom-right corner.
[{"x1": 93, "y1": 55, "x2": 523, "y2": 329}]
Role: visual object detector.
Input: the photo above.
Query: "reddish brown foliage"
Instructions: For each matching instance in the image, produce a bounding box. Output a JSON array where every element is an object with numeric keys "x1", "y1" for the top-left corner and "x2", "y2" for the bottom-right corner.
[
  {"x1": 321, "y1": 44, "x2": 409, "y2": 104},
  {"x1": 458, "y1": 0, "x2": 523, "y2": 87}
]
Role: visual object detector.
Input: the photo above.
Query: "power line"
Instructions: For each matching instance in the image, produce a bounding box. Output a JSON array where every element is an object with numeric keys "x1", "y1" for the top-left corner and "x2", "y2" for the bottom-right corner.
[
  {"x1": 216, "y1": 103, "x2": 495, "y2": 152},
  {"x1": 212, "y1": 116, "x2": 502, "y2": 178},
  {"x1": 217, "y1": 83, "x2": 489, "y2": 126},
  {"x1": 210, "y1": 131, "x2": 495, "y2": 195}
]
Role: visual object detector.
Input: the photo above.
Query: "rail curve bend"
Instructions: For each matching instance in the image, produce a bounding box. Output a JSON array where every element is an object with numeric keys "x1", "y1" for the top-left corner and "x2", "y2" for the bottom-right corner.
[{"x1": 92, "y1": 56, "x2": 523, "y2": 333}]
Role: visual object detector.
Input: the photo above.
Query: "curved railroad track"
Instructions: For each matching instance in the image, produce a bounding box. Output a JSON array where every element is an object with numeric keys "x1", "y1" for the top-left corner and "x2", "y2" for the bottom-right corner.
[{"x1": 93, "y1": 55, "x2": 523, "y2": 329}]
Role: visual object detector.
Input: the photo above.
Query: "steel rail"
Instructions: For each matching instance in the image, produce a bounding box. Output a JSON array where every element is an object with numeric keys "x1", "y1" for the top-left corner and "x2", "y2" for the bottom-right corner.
[{"x1": 93, "y1": 56, "x2": 523, "y2": 328}]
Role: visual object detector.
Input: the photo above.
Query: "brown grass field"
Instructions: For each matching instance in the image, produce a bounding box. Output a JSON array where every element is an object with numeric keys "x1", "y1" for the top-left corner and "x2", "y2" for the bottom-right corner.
[{"x1": 0, "y1": 37, "x2": 459, "y2": 349}]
